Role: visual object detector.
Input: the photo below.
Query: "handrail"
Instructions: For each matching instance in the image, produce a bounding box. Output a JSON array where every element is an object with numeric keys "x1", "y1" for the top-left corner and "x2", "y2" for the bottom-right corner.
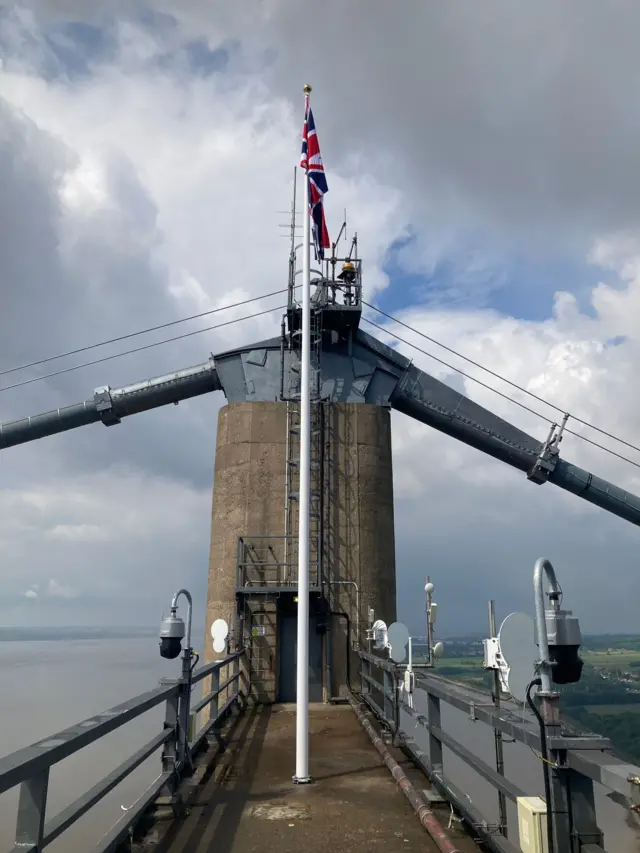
[
  {"x1": 0, "y1": 684, "x2": 176, "y2": 797},
  {"x1": 0, "y1": 651, "x2": 246, "y2": 852},
  {"x1": 358, "y1": 651, "x2": 637, "y2": 853}
]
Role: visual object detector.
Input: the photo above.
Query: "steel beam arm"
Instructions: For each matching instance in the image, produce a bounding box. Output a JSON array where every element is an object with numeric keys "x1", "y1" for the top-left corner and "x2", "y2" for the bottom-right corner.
[
  {"x1": 0, "y1": 359, "x2": 221, "y2": 450},
  {"x1": 390, "y1": 362, "x2": 640, "y2": 528},
  {"x1": 2, "y1": 333, "x2": 640, "y2": 532}
]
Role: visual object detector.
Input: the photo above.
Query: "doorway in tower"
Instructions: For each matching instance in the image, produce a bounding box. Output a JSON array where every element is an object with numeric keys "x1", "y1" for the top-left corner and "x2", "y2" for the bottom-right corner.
[{"x1": 277, "y1": 598, "x2": 323, "y2": 702}]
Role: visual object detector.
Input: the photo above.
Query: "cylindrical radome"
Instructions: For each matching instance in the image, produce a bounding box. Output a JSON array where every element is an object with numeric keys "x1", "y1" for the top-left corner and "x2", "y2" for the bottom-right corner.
[{"x1": 202, "y1": 401, "x2": 396, "y2": 705}]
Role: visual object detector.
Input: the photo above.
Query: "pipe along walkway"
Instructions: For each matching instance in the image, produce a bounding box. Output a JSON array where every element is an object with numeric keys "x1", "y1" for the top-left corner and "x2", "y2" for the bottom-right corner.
[{"x1": 143, "y1": 701, "x2": 480, "y2": 853}]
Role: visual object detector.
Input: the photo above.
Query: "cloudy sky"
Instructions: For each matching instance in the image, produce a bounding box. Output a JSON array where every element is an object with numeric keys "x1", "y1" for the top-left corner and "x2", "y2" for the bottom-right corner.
[{"x1": 2, "y1": 2, "x2": 640, "y2": 637}]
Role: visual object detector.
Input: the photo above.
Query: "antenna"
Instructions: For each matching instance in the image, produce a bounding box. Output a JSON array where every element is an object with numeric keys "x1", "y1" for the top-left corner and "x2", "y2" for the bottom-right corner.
[
  {"x1": 290, "y1": 166, "x2": 297, "y2": 261},
  {"x1": 371, "y1": 619, "x2": 388, "y2": 650},
  {"x1": 424, "y1": 576, "x2": 444, "y2": 665},
  {"x1": 210, "y1": 618, "x2": 229, "y2": 654},
  {"x1": 287, "y1": 167, "x2": 299, "y2": 306},
  {"x1": 387, "y1": 621, "x2": 410, "y2": 663},
  {"x1": 490, "y1": 612, "x2": 537, "y2": 703}
]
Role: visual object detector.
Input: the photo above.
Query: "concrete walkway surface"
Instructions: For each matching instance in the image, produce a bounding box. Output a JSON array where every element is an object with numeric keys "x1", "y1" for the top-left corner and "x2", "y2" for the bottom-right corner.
[{"x1": 149, "y1": 702, "x2": 480, "y2": 853}]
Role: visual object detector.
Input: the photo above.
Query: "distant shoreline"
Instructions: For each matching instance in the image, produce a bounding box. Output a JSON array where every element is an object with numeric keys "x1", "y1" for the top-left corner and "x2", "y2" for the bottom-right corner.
[{"x1": 0, "y1": 627, "x2": 160, "y2": 642}]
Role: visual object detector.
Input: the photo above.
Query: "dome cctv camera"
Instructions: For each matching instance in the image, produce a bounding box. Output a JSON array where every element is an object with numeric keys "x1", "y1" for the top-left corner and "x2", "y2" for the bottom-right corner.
[{"x1": 159, "y1": 610, "x2": 185, "y2": 660}]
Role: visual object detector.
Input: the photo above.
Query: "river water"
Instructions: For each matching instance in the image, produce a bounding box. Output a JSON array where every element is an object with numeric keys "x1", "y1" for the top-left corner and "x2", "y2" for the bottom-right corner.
[{"x1": 0, "y1": 638, "x2": 638, "y2": 851}]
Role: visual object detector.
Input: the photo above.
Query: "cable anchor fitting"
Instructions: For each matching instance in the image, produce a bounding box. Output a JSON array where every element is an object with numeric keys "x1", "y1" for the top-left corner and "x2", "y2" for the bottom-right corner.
[
  {"x1": 94, "y1": 386, "x2": 121, "y2": 427},
  {"x1": 527, "y1": 412, "x2": 569, "y2": 484}
]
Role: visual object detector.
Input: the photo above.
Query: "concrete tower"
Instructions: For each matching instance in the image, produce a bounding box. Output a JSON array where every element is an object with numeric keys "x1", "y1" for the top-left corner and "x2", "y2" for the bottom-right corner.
[{"x1": 203, "y1": 250, "x2": 399, "y2": 702}]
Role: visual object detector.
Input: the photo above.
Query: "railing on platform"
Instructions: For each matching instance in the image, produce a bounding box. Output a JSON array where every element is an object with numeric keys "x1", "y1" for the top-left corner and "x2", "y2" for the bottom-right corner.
[
  {"x1": 236, "y1": 535, "x2": 320, "y2": 589},
  {"x1": 359, "y1": 650, "x2": 640, "y2": 853},
  {"x1": 0, "y1": 651, "x2": 245, "y2": 853}
]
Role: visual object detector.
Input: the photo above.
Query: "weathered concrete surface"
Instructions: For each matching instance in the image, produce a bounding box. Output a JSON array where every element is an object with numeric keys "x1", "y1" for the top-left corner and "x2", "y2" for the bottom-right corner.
[
  {"x1": 153, "y1": 704, "x2": 479, "y2": 853},
  {"x1": 325, "y1": 404, "x2": 396, "y2": 697},
  {"x1": 205, "y1": 402, "x2": 288, "y2": 705},
  {"x1": 203, "y1": 402, "x2": 397, "y2": 706}
]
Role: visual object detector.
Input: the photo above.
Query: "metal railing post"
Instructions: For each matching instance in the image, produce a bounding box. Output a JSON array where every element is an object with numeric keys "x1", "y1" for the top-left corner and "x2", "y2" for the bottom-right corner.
[
  {"x1": 210, "y1": 668, "x2": 220, "y2": 732},
  {"x1": 233, "y1": 656, "x2": 240, "y2": 707},
  {"x1": 15, "y1": 770, "x2": 49, "y2": 850},
  {"x1": 160, "y1": 692, "x2": 179, "y2": 798},
  {"x1": 566, "y1": 768, "x2": 604, "y2": 850},
  {"x1": 426, "y1": 689, "x2": 443, "y2": 775},
  {"x1": 361, "y1": 655, "x2": 369, "y2": 697},
  {"x1": 178, "y1": 669, "x2": 193, "y2": 772},
  {"x1": 383, "y1": 667, "x2": 394, "y2": 725}
]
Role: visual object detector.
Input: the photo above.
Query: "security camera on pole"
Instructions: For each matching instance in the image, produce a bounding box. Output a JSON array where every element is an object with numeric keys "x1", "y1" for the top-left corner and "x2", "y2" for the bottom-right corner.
[{"x1": 159, "y1": 589, "x2": 197, "y2": 772}]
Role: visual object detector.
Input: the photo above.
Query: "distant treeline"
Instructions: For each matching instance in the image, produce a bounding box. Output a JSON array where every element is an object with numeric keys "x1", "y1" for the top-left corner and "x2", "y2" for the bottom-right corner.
[
  {"x1": 583, "y1": 634, "x2": 640, "y2": 651},
  {"x1": 561, "y1": 689, "x2": 640, "y2": 707}
]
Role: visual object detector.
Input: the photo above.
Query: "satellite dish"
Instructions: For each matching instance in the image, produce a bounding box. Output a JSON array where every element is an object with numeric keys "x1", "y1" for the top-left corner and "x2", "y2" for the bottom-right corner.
[
  {"x1": 498, "y1": 612, "x2": 537, "y2": 703},
  {"x1": 433, "y1": 641, "x2": 444, "y2": 659},
  {"x1": 387, "y1": 622, "x2": 410, "y2": 663},
  {"x1": 372, "y1": 619, "x2": 388, "y2": 650},
  {"x1": 211, "y1": 619, "x2": 229, "y2": 655}
]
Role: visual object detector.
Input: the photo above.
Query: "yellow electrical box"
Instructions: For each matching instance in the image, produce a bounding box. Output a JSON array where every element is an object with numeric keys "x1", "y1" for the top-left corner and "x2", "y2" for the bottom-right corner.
[{"x1": 517, "y1": 796, "x2": 548, "y2": 853}]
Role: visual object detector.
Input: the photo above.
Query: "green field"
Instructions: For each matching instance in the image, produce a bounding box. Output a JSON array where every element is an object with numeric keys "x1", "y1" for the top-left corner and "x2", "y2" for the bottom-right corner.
[
  {"x1": 437, "y1": 651, "x2": 640, "y2": 675},
  {"x1": 586, "y1": 704, "x2": 640, "y2": 715},
  {"x1": 582, "y1": 651, "x2": 640, "y2": 668},
  {"x1": 436, "y1": 638, "x2": 640, "y2": 761},
  {"x1": 435, "y1": 656, "x2": 482, "y2": 667}
]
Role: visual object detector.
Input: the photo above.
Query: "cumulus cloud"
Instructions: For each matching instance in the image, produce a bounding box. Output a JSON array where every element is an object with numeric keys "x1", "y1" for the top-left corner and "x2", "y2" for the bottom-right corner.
[
  {"x1": 47, "y1": 578, "x2": 76, "y2": 598},
  {"x1": 1, "y1": 5, "x2": 640, "y2": 636}
]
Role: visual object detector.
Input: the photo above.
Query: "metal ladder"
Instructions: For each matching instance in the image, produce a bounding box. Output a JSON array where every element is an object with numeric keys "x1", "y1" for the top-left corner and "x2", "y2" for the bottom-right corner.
[
  {"x1": 243, "y1": 596, "x2": 279, "y2": 700},
  {"x1": 283, "y1": 305, "x2": 324, "y2": 588}
]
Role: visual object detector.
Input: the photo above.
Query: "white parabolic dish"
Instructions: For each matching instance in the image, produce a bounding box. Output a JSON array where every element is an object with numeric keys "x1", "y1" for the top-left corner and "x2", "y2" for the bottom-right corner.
[{"x1": 498, "y1": 611, "x2": 537, "y2": 703}]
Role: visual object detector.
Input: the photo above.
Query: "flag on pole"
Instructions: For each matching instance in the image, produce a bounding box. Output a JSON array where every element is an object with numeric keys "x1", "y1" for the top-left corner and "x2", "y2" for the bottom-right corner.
[{"x1": 300, "y1": 103, "x2": 330, "y2": 260}]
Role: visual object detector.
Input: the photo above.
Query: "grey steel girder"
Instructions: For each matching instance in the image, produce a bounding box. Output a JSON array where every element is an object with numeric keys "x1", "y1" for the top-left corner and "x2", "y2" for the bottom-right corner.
[{"x1": 1, "y1": 328, "x2": 640, "y2": 529}]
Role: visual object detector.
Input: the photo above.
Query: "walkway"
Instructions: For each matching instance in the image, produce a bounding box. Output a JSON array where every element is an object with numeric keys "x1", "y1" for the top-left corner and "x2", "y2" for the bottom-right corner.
[{"x1": 150, "y1": 702, "x2": 479, "y2": 853}]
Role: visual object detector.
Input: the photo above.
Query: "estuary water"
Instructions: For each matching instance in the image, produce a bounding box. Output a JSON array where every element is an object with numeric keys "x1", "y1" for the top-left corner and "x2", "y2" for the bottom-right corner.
[{"x1": 0, "y1": 633, "x2": 190, "y2": 852}]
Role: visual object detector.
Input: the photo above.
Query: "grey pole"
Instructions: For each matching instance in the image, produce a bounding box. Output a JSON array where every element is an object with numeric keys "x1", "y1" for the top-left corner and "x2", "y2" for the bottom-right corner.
[
  {"x1": 488, "y1": 600, "x2": 508, "y2": 837},
  {"x1": 533, "y1": 558, "x2": 571, "y2": 853},
  {"x1": 425, "y1": 577, "x2": 433, "y2": 666},
  {"x1": 170, "y1": 589, "x2": 194, "y2": 771}
]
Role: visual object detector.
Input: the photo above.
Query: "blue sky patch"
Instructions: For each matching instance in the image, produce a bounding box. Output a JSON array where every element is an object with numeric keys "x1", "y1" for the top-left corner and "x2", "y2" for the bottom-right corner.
[
  {"x1": 376, "y1": 232, "x2": 615, "y2": 325},
  {"x1": 182, "y1": 39, "x2": 233, "y2": 76},
  {"x1": 43, "y1": 22, "x2": 117, "y2": 78},
  {"x1": 604, "y1": 335, "x2": 627, "y2": 349}
]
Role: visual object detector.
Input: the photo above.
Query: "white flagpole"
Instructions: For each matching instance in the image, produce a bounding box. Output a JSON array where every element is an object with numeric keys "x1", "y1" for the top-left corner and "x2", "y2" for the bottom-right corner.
[{"x1": 294, "y1": 82, "x2": 312, "y2": 784}]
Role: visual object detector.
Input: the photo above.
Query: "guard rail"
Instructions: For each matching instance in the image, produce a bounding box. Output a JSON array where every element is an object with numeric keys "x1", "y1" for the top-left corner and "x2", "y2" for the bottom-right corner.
[
  {"x1": 0, "y1": 651, "x2": 245, "y2": 853},
  {"x1": 359, "y1": 650, "x2": 640, "y2": 853}
]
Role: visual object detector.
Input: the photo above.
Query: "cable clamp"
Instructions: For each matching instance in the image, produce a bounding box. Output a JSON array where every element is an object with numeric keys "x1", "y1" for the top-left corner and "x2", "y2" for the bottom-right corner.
[
  {"x1": 94, "y1": 385, "x2": 121, "y2": 427},
  {"x1": 527, "y1": 413, "x2": 569, "y2": 484}
]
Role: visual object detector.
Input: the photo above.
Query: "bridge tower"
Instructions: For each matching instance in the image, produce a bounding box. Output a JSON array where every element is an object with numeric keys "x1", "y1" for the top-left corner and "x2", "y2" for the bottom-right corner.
[{"x1": 205, "y1": 238, "x2": 397, "y2": 702}]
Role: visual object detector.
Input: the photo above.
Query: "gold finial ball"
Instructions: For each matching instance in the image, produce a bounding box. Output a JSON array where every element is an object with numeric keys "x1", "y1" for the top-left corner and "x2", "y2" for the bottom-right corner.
[{"x1": 303, "y1": 84, "x2": 312, "y2": 94}]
